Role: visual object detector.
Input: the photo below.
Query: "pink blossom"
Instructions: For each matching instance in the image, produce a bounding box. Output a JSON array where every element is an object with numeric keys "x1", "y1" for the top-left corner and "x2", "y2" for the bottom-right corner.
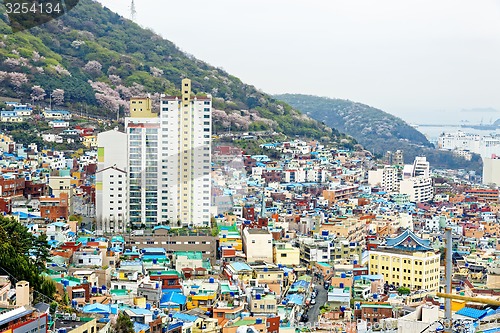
[
  {"x1": 51, "y1": 64, "x2": 71, "y2": 76},
  {"x1": 83, "y1": 60, "x2": 102, "y2": 76},
  {"x1": 8, "y1": 72, "x2": 28, "y2": 88},
  {"x1": 31, "y1": 85, "x2": 46, "y2": 101},
  {"x1": 150, "y1": 67, "x2": 163, "y2": 78},
  {"x1": 3, "y1": 58, "x2": 22, "y2": 68},
  {"x1": 108, "y1": 74, "x2": 121, "y2": 85},
  {"x1": 52, "y1": 89, "x2": 65, "y2": 105}
]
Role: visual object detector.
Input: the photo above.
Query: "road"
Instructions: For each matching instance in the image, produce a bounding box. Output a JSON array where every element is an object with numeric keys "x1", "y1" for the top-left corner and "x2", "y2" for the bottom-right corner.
[{"x1": 307, "y1": 283, "x2": 328, "y2": 325}]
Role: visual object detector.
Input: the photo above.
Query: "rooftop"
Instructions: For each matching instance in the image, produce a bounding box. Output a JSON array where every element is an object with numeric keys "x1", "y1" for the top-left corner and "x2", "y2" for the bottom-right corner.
[{"x1": 246, "y1": 228, "x2": 270, "y2": 235}]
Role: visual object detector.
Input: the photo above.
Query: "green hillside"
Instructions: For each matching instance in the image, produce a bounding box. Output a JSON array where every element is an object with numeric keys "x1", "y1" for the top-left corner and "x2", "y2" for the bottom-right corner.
[
  {"x1": 0, "y1": 0, "x2": 345, "y2": 142},
  {"x1": 276, "y1": 94, "x2": 483, "y2": 171},
  {"x1": 276, "y1": 94, "x2": 432, "y2": 154}
]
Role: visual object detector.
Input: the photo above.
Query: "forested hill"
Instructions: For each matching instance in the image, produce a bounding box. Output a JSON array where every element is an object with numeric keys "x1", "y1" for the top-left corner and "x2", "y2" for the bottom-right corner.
[
  {"x1": 0, "y1": 0, "x2": 345, "y2": 141},
  {"x1": 276, "y1": 94, "x2": 483, "y2": 171},
  {"x1": 276, "y1": 94, "x2": 432, "y2": 155}
]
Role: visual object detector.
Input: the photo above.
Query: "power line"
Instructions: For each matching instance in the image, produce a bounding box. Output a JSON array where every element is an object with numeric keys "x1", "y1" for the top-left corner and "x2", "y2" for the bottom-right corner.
[{"x1": 0, "y1": 265, "x2": 59, "y2": 305}]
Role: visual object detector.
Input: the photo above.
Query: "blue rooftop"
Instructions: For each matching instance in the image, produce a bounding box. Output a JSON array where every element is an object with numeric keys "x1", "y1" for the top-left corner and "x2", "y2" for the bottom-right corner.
[
  {"x1": 353, "y1": 274, "x2": 384, "y2": 281},
  {"x1": 172, "y1": 313, "x2": 198, "y2": 322},
  {"x1": 456, "y1": 307, "x2": 487, "y2": 319},
  {"x1": 133, "y1": 322, "x2": 150, "y2": 333},
  {"x1": 160, "y1": 291, "x2": 187, "y2": 307},
  {"x1": 287, "y1": 294, "x2": 304, "y2": 305},
  {"x1": 50, "y1": 221, "x2": 67, "y2": 227},
  {"x1": 386, "y1": 229, "x2": 432, "y2": 251},
  {"x1": 82, "y1": 303, "x2": 116, "y2": 314},
  {"x1": 230, "y1": 262, "x2": 252, "y2": 271},
  {"x1": 153, "y1": 225, "x2": 171, "y2": 231},
  {"x1": 127, "y1": 307, "x2": 153, "y2": 316}
]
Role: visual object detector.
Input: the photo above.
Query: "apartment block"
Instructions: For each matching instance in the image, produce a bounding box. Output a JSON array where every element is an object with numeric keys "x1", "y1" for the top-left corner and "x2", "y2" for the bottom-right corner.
[
  {"x1": 125, "y1": 79, "x2": 212, "y2": 228},
  {"x1": 242, "y1": 228, "x2": 273, "y2": 263},
  {"x1": 96, "y1": 129, "x2": 128, "y2": 232},
  {"x1": 368, "y1": 165, "x2": 399, "y2": 193},
  {"x1": 368, "y1": 229, "x2": 440, "y2": 292},
  {"x1": 399, "y1": 176, "x2": 433, "y2": 203}
]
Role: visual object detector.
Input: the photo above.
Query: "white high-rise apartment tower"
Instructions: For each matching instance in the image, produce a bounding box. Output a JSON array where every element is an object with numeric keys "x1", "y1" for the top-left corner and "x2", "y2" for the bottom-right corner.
[
  {"x1": 96, "y1": 129, "x2": 128, "y2": 232},
  {"x1": 125, "y1": 79, "x2": 212, "y2": 228}
]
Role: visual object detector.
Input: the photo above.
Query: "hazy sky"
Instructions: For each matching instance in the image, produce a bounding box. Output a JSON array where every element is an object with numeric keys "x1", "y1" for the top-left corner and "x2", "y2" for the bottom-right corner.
[{"x1": 97, "y1": 0, "x2": 500, "y2": 124}]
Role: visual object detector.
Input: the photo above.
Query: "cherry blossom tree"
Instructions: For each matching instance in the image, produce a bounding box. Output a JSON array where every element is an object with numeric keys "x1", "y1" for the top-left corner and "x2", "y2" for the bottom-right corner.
[
  {"x1": 30, "y1": 85, "x2": 46, "y2": 102},
  {"x1": 129, "y1": 83, "x2": 145, "y2": 96},
  {"x1": 83, "y1": 60, "x2": 103, "y2": 76},
  {"x1": 51, "y1": 64, "x2": 71, "y2": 76},
  {"x1": 150, "y1": 67, "x2": 163, "y2": 78},
  {"x1": 3, "y1": 58, "x2": 22, "y2": 68},
  {"x1": 89, "y1": 80, "x2": 128, "y2": 115},
  {"x1": 9, "y1": 72, "x2": 28, "y2": 88},
  {"x1": 108, "y1": 74, "x2": 122, "y2": 85},
  {"x1": 52, "y1": 89, "x2": 65, "y2": 106},
  {"x1": 0, "y1": 71, "x2": 8, "y2": 82}
]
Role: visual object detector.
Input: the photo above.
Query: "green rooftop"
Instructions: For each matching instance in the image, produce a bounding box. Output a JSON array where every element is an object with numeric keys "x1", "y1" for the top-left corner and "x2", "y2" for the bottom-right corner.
[
  {"x1": 218, "y1": 224, "x2": 239, "y2": 232},
  {"x1": 52, "y1": 276, "x2": 82, "y2": 286},
  {"x1": 111, "y1": 236, "x2": 125, "y2": 243},
  {"x1": 233, "y1": 319, "x2": 257, "y2": 326},
  {"x1": 175, "y1": 251, "x2": 203, "y2": 260},
  {"x1": 110, "y1": 289, "x2": 130, "y2": 296},
  {"x1": 149, "y1": 270, "x2": 181, "y2": 277}
]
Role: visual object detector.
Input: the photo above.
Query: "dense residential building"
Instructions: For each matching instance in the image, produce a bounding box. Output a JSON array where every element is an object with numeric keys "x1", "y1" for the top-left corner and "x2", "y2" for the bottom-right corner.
[
  {"x1": 438, "y1": 131, "x2": 500, "y2": 158},
  {"x1": 299, "y1": 237, "x2": 334, "y2": 265},
  {"x1": 0, "y1": 306, "x2": 48, "y2": 333},
  {"x1": 411, "y1": 156, "x2": 430, "y2": 178},
  {"x1": 273, "y1": 242, "x2": 300, "y2": 266},
  {"x1": 96, "y1": 129, "x2": 128, "y2": 232},
  {"x1": 368, "y1": 229, "x2": 440, "y2": 292},
  {"x1": 242, "y1": 228, "x2": 273, "y2": 263},
  {"x1": 125, "y1": 79, "x2": 212, "y2": 227},
  {"x1": 368, "y1": 165, "x2": 399, "y2": 192},
  {"x1": 40, "y1": 192, "x2": 69, "y2": 221},
  {"x1": 483, "y1": 156, "x2": 500, "y2": 185},
  {"x1": 465, "y1": 188, "x2": 499, "y2": 203},
  {"x1": 399, "y1": 176, "x2": 433, "y2": 203},
  {"x1": 5, "y1": 79, "x2": 500, "y2": 333}
]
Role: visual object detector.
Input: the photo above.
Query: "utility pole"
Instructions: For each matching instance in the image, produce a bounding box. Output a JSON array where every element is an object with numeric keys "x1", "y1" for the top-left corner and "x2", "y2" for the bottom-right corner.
[
  {"x1": 130, "y1": 0, "x2": 136, "y2": 21},
  {"x1": 444, "y1": 227, "x2": 453, "y2": 333}
]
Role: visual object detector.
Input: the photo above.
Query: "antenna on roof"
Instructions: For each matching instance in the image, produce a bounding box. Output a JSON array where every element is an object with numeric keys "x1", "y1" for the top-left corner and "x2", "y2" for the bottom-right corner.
[{"x1": 130, "y1": 0, "x2": 137, "y2": 21}]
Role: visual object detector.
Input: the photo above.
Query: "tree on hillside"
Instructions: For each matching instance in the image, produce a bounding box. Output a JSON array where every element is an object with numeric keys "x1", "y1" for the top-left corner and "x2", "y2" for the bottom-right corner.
[
  {"x1": 0, "y1": 217, "x2": 55, "y2": 301},
  {"x1": 9, "y1": 72, "x2": 28, "y2": 89},
  {"x1": 52, "y1": 89, "x2": 65, "y2": 106},
  {"x1": 113, "y1": 313, "x2": 134, "y2": 333},
  {"x1": 31, "y1": 85, "x2": 46, "y2": 102},
  {"x1": 83, "y1": 60, "x2": 103, "y2": 77}
]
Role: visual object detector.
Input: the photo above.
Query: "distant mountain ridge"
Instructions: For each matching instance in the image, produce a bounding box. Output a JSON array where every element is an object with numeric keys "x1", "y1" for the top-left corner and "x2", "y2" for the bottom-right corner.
[
  {"x1": 0, "y1": 0, "x2": 344, "y2": 141},
  {"x1": 276, "y1": 94, "x2": 483, "y2": 171},
  {"x1": 275, "y1": 94, "x2": 432, "y2": 156}
]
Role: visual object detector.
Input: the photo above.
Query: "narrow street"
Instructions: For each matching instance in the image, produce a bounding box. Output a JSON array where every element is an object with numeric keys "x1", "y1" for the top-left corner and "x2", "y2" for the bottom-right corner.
[{"x1": 307, "y1": 283, "x2": 328, "y2": 325}]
